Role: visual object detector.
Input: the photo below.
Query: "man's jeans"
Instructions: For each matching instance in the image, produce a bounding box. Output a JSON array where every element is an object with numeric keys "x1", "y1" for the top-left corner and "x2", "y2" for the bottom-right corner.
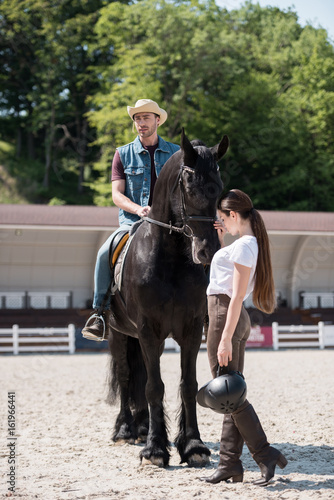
[{"x1": 93, "y1": 225, "x2": 131, "y2": 309}]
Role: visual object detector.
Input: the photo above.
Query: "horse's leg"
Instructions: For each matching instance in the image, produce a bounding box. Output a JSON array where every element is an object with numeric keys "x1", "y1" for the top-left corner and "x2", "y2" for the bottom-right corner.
[
  {"x1": 175, "y1": 324, "x2": 211, "y2": 466},
  {"x1": 138, "y1": 335, "x2": 170, "y2": 467},
  {"x1": 133, "y1": 408, "x2": 149, "y2": 443},
  {"x1": 133, "y1": 340, "x2": 164, "y2": 443},
  {"x1": 126, "y1": 335, "x2": 149, "y2": 443},
  {"x1": 108, "y1": 330, "x2": 137, "y2": 444}
]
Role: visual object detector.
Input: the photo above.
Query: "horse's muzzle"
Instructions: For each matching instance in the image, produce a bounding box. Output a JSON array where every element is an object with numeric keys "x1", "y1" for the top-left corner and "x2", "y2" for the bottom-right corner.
[{"x1": 192, "y1": 237, "x2": 218, "y2": 265}]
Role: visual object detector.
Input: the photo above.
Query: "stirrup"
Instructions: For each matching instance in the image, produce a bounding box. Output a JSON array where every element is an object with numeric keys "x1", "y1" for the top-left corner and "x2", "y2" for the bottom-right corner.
[{"x1": 82, "y1": 313, "x2": 106, "y2": 342}]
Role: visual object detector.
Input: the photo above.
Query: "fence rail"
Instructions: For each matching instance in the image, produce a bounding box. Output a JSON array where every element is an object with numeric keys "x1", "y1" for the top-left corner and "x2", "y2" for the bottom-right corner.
[
  {"x1": 0, "y1": 291, "x2": 73, "y2": 309},
  {"x1": 0, "y1": 324, "x2": 76, "y2": 354},
  {"x1": 166, "y1": 323, "x2": 334, "y2": 352},
  {"x1": 272, "y1": 322, "x2": 325, "y2": 350},
  {"x1": 299, "y1": 291, "x2": 334, "y2": 309}
]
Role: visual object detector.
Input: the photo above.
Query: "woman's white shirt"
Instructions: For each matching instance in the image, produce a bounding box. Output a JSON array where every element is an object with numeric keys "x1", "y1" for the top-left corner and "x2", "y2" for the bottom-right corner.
[{"x1": 207, "y1": 235, "x2": 258, "y2": 299}]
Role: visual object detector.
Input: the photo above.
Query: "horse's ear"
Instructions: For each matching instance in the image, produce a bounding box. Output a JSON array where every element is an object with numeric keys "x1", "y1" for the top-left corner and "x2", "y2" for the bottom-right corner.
[
  {"x1": 181, "y1": 127, "x2": 198, "y2": 167},
  {"x1": 211, "y1": 135, "x2": 229, "y2": 162}
]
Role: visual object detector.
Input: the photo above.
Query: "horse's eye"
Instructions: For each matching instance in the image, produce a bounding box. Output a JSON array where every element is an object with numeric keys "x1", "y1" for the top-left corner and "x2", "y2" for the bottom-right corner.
[{"x1": 184, "y1": 172, "x2": 194, "y2": 185}]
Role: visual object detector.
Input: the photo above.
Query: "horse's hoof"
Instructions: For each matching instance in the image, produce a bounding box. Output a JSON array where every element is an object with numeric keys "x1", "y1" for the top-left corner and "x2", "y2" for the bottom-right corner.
[
  {"x1": 188, "y1": 454, "x2": 211, "y2": 467},
  {"x1": 136, "y1": 435, "x2": 147, "y2": 444},
  {"x1": 114, "y1": 438, "x2": 135, "y2": 446},
  {"x1": 141, "y1": 456, "x2": 165, "y2": 467}
]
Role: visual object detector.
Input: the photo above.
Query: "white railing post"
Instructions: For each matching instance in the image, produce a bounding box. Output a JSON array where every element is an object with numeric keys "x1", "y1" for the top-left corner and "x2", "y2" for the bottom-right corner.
[
  {"x1": 68, "y1": 324, "x2": 76, "y2": 354},
  {"x1": 272, "y1": 322, "x2": 278, "y2": 350},
  {"x1": 318, "y1": 321, "x2": 325, "y2": 350},
  {"x1": 12, "y1": 324, "x2": 19, "y2": 355}
]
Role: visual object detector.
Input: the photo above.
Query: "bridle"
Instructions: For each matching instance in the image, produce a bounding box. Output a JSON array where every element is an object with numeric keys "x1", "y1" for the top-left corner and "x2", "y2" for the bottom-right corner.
[{"x1": 142, "y1": 165, "x2": 216, "y2": 239}]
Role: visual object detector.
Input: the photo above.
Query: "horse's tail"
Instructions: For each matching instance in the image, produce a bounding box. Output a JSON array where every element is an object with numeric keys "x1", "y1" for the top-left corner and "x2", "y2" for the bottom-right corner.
[
  {"x1": 107, "y1": 353, "x2": 119, "y2": 405},
  {"x1": 127, "y1": 336, "x2": 147, "y2": 409},
  {"x1": 107, "y1": 336, "x2": 147, "y2": 411}
]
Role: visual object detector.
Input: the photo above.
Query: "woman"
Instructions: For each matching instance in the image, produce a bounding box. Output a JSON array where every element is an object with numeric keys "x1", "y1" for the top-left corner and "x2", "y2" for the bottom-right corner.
[{"x1": 200, "y1": 189, "x2": 287, "y2": 487}]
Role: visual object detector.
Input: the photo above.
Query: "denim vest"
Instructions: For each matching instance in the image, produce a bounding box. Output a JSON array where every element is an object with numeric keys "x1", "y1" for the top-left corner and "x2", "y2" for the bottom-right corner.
[{"x1": 116, "y1": 135, "x2": 180, "y2": 225}]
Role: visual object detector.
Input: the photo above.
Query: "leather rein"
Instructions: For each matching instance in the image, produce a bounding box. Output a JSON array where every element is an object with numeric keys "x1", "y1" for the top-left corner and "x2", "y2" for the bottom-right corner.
[{"x1": 142, "y1": 165, "x2": 216, "y2": 239}]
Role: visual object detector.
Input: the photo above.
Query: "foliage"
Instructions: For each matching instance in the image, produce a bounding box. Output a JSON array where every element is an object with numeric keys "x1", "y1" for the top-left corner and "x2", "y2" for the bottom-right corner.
[
  {"x1": 0, "y1": 0, "x2": 110, "y2": 203},
  {"x1": 0, "y1": 0, "x2": 333, "y2": 210}
]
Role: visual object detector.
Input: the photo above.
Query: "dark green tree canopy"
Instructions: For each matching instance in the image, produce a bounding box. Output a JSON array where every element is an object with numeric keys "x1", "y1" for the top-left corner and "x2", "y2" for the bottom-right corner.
[{"x1": 1, "y1": 0, "x2": 333, "y2": 210}]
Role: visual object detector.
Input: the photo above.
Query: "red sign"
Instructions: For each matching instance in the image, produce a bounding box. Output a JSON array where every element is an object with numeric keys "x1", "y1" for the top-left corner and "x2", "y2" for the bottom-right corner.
[{"x1": 246, "y1": 326, "x2": 272, "y2": 348}]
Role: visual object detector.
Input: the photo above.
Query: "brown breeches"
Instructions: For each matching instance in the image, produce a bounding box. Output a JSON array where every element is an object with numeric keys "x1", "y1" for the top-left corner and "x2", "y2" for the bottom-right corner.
[{"x1": 206, "y1": 294, "x2": 251, "y2": 378}]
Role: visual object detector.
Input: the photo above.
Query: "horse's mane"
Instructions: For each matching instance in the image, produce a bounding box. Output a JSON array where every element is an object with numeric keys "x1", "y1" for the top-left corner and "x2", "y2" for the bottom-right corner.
[
  {"x1": 153, "y1": 137, "x2": 218, "y2": 202},
  {"x1": 191, "y1": 140, "x2": 218, "y2": 177}
]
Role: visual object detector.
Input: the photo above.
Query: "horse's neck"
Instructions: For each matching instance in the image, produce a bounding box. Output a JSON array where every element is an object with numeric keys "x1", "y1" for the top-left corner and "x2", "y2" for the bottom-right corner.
[
  {"x1": 148, "y1": 167, "x2": 189, "y2": 254},
  {"x1": 145, "y1": 215, "x2": 190, "y2": 262},
  {"x1": 150, "y1": 165, "x2": 180, "y2": 222},
  {"x1": 149, "y1": 206, "x2": 174, "y2": 226},
  {"x1": 150, "y1": 185, "x2": 180, "y2": 226}
]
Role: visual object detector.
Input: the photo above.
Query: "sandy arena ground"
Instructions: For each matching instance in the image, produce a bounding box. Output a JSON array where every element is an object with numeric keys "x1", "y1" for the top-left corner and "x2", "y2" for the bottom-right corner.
[{"x1": 1, "y1": 348, "x2": 334, "y2": 499}]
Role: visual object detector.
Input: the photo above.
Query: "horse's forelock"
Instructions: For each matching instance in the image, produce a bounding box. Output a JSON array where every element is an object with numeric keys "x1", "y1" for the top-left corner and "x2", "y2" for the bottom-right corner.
[
  {"x1": 191, "y1": 139, "x2": 207, "y2": 147},
  {"x1": 194, "y1": 146, "x2": 218, "y2": 176},
  {"x1": 155, "y1": 145, "x2": 218, "y2": 196}
]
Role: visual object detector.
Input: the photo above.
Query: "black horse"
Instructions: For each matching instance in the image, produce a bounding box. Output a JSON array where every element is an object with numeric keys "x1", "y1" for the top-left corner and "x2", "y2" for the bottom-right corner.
[{"x1": 107, "y1": 129, "x2": 228, "y2": 467}]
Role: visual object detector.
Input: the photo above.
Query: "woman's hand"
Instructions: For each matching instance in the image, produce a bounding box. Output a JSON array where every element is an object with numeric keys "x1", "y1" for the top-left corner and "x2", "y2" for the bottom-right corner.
[
  {"x1": 217, "y1": 336, "x2": 232, "y2": 367},
  {"x1": 214, "y1": 218, "x2": 227, "y2": 232},
  {"x1": 214, "y1": 218, "x2": 227, "y2": 247}
]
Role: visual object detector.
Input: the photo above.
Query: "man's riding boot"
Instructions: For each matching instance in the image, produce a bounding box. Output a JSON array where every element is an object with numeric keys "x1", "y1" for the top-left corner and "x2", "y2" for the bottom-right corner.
[
  {"x1": 232, "y1": 401, "x2": 288, "y2": 486},
  {"x1": 199, "y1": 414, "x2": 244, "y2": 483},
  {"x1": 81, "y1": 310, "x2": 110, "y2": 341}
]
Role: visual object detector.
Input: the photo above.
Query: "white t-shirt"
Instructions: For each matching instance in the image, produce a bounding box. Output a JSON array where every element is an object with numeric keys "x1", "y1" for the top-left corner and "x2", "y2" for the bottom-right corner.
[{"x1": 207, "y1": 235, "x2": 258, "y2": 299}]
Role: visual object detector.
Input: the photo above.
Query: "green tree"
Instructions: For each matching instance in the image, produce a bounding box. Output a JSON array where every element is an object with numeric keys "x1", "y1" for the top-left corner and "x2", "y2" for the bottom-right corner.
[
  {"x1": 1, "y1": 0, "x2": 333, "y2": 210},
  {"x1": 0, "y1": 0, "x2": 39, "y2": 158},
  {"x1": 212, "y1": 2, "x2": 334, "y2": 211},
  {"x1": 87, "y1": 0, "x2": 244, "y2": 203},
  {"x1": 0, "y1": 0, "x2": 112, "y2": 201}
]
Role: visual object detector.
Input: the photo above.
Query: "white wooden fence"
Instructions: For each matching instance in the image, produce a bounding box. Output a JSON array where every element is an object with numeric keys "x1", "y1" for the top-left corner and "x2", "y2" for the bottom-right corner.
[
  {"x1": 0, "y1": 324, "x2": 76, "y2": 355},
  {"x1": 166, "y1": 323, "x2": 334, "y2": 352},
  {"x1": 272, "y1": 322, "x2": 328, "y2": 350}
]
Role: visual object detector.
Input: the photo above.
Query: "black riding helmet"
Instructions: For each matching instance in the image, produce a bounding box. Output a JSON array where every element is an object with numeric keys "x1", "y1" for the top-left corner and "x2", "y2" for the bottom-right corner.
[{"x1": 197, "y1": 370, "x2": 247, "y2": 414}]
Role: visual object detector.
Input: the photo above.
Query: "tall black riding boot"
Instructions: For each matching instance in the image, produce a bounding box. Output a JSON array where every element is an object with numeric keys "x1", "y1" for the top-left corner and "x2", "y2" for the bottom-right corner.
[
  {"x1": 232, "y1": 401, "x2": 288, "y2": 486},
  {"x1": 199, "y1": 414, "x2": 244, "y2": 484}
]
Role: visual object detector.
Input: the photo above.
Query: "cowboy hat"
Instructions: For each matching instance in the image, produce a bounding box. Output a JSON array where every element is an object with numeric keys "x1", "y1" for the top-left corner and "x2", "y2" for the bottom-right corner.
[{"x1": 127, "y1": 99, "x2": 167, "y2": 126}]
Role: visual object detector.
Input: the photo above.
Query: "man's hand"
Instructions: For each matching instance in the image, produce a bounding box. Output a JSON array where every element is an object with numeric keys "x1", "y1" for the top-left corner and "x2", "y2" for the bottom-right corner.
[
  {"x1": 112, "y1": 180, "x2": 151, "y2": 218},
  {"x1": 136, "y1": 206, "x2": 151, "y2": 217}
]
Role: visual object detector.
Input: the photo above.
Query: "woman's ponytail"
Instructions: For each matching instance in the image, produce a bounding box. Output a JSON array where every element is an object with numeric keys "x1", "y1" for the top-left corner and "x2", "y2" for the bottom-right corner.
[{"x1": 250, "y1": 209, "x2": 276, "y2": 314}]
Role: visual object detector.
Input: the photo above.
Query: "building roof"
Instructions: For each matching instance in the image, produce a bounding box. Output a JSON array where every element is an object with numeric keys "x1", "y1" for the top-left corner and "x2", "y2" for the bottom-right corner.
[
  {"x1": 0, "y1": 204, "x2": 334, "y2": 234},
  {"x1": 0, "y1": 204, "x2": 119, "y2": 231},
  {"x1": 260, "y1": 210, "x2": 334, "y2": 234}
]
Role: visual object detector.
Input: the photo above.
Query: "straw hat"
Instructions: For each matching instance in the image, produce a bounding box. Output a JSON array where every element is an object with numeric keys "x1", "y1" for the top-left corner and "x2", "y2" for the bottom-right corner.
[{"x1": 127, "y1": 99, "x2": 167, "y2": 125}]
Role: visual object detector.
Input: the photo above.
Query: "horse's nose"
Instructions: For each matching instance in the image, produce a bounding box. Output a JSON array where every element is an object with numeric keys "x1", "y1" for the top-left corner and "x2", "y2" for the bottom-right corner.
[{"x1": 195, "y1": 243, "x2": 215, "y2": 265}]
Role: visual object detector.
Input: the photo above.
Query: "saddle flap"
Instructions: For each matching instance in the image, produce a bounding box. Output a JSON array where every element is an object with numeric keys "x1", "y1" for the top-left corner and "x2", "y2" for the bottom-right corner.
[{"x1": 109, "y1": 231, "x2": 130, "y2": 268}]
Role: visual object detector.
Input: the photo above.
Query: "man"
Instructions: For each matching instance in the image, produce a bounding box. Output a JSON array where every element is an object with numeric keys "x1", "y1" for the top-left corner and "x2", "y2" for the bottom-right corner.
[{"x1": 82, "y1": 99, "x2": 180, "y2": 341}]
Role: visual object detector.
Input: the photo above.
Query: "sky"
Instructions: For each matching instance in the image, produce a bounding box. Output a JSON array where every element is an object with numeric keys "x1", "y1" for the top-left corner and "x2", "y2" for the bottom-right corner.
[{"x1": 215, "y1": 0, "x2": 334, "y2": 41}]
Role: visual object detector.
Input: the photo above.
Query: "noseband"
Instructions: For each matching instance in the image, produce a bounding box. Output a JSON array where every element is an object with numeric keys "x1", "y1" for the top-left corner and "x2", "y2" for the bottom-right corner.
[{"x1": 142, "y1": 165, "x2": 216, "y2": 238}]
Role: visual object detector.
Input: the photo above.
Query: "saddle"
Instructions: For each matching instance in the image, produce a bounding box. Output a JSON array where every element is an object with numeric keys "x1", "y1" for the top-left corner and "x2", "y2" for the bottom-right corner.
[
  {"x1": 109, "y1": 230, "x2": 130, "y2": 269},
  {"x1": 107, "y1": 220, "x2": 143, "y2": 293}
]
